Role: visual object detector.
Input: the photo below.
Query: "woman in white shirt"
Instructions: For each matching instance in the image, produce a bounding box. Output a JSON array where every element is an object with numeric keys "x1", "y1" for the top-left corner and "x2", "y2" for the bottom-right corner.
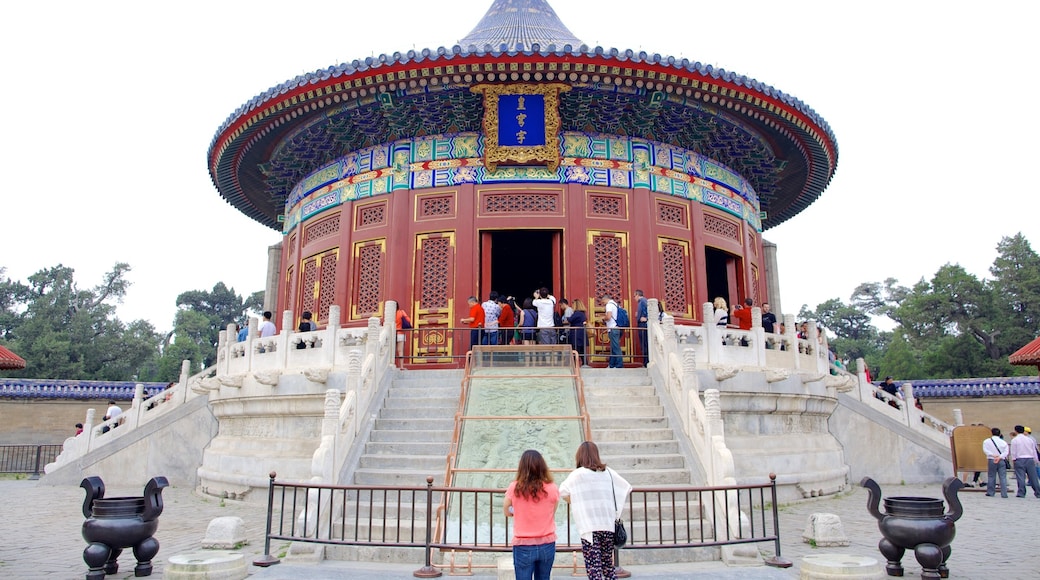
[
  {"x1": 558, "y1": 441, "x2": 631, "y2": 580},
  {"x1": 713, "y1": 297, "x2": 728, "y2": 326}
]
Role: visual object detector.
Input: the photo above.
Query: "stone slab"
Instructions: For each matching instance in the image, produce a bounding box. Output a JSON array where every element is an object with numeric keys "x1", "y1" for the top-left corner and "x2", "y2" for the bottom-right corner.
[
  {"x1": 800, "y1": 554, "x2": 884, "y2": 580},
  {"x1": 165, "y1": 551, "x2": 248, "y2": 580}
]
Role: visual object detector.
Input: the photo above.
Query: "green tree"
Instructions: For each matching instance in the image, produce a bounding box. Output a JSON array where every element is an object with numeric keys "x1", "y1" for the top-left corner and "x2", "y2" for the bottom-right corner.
[
  {"x1": 0, "y1": 263, "x2": 162, "y2": 380},
  {"x1": 989, "y1": 233, "x2": 1040, "y2": 356},
  {"x1": 156, "y1": 282, "x2": 259, "y2": 374}
]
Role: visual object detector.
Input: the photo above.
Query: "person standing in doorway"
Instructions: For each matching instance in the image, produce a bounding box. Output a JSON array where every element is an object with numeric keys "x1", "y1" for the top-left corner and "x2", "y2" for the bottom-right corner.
[
  {"x1": 503, "y1": 450, "x2": 559, "y2": 580},
  {"x1": 600, "y1": 294, "x2": 622, "y2": 368},
  {"x1": 461, "y1": 296, "x2": 484, "y2": 350},
  {"x1": 498, "y1": 295, "x2": 515, "y2": 345},
  {"x1": 520, "y1": 298, "x2": 538, "y2": 345},
  {"x1": 634, "y1": 290, "x2": 648, "y2": 367},
  {"x1": 482, "y1": 291, "x2": 502, "y2": 345},
  {"x1": 533, "y1": 288, "x2": 557, "y2": 345},
  {"x1": 569, "y1": 299, "x2": 589, "y2": 366}
]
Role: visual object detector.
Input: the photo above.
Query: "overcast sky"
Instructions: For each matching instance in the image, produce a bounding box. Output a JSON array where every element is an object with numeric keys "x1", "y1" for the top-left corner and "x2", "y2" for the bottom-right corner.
[{"x1": 2, "y1": 0, "x2": 1036, "y2": 329}]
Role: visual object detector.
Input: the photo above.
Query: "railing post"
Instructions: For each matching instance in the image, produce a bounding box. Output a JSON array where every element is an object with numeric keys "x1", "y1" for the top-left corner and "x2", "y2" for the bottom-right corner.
[
  {"x1": 413, "y1": 476, "x2": 441, "y2": 578},
  {"x1": 763, "y1": 473, "x2": 792, "y2": 568},
  {"x1": 253, "y1": 472, "x2": 281, "y2": 567},
  {"x1": 28, "y1": 445, "x2": 44, "y2": 480}
]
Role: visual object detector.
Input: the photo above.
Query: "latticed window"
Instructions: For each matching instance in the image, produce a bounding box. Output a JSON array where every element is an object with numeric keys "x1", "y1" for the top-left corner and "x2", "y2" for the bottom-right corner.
[
  {"x1": 590, "y1": 194, "x2": 622, "y2": 216},
  {"x1": 357, "y1": 203, "x2": 387, "y2": 228},
  {"x1": 657, "y1": 202, "x2": 685, "y2": 226},
  {"x1": 703, "y1": 214, "x2": 739, "y2": 241},
  {"x1": 483, "y1": 193, "x2": 560, "y2": 213},
  {"x1": 419, "y1": 237, "x2": 451, "y2": 310},
  {"x1": 419, "y1": 195, "x2": 454, "y2": 218},
  {"x1": 354, "y1": 243, "x2": 384, "y2": 317},
  {"x1": 304, "y1": 214, "x2": 341, "y2": 245},
  {"x1": 592, "y1": 235, "x2": 623, "y2": 301},
  {"x1": 661, "y1": 240, "x2": 690, "y2": 316}
]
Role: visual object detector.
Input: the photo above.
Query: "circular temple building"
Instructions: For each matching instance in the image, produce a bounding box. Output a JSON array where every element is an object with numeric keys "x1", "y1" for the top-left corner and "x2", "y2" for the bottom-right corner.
[{"x1": 208, "y1": 0, "x2": 837, "y2": 366}]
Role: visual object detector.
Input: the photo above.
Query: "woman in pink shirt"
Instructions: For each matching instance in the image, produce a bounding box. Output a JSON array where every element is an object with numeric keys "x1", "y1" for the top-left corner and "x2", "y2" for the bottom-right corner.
[{"x1": 503, "y1": 450, "x2": 559, "y2": 580}]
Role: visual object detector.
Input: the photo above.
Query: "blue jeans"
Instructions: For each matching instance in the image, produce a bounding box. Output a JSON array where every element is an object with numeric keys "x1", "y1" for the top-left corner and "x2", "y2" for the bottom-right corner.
[
  {"x1": 637, "y1": 323, "x2": 648, "y2": 366},
  {"x1": 512, "y1": 542, "x2": 555, "y2": 580},
  {"x1": 470, "y1": 329, "x2": 481, "y2": 350},
  {"x1": 608, "y1": 328, "x2": 622, "y2": 368},
  {"x1": 482, "y1": 329, "x2": 498, "y2": 345}
]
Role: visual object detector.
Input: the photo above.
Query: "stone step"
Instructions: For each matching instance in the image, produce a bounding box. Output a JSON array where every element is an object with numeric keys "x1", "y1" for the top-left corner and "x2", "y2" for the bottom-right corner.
[
  {"x1": 584, "y1": 404, "x2": 664, "y2": 417},
  {"x1": 369, "y1": 429, "x2": 453, "y2": 442},
  {"x1": 374, "y1": 418, "x2": 454, "y2": 431},
  {"x1": 593, "y1": 427, "x2": 676, "y2": 442},
  {"x1": 603, "y1": 453, "x2": 686, "y2": 470},
  {"x1": 590, "y1": 415, "x2": 668, "y2": 429},
  {"x1": 378, "y1": 405, "x2": 457, "y2": 420},
  {"x1": 364, "y1": 441, "x2": 450, "y2": 455},
  {"x1": 584, "y1": 384, "x2": 656, "y2": 396},
  {"x1": 354, "y1": 468, "x2": 444, "y2": 486},
  {"x1": 596, "y1": 440, "x2": 680, "y2": 455},
  {"x1": 359, "y1": 454, "x2": 447, "y2": 471},
  {"x1": 618, "y1": 468, "x2": 691, "y2": 486},
  {"x1": 385, "y1": 385, "x2": 460, "y2": 398}
]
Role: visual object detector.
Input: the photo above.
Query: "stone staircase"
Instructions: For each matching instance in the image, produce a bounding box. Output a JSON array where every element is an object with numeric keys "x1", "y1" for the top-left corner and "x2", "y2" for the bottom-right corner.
[
  {"x1": 328, "y1": 365, "x2": 717, "y2": 565},
  {"x1": 582, "y1": 367, "x2": 718, "y2": 563},
  {"x1": 351, "y1": 369, "x2": 462, "y2": 487}
]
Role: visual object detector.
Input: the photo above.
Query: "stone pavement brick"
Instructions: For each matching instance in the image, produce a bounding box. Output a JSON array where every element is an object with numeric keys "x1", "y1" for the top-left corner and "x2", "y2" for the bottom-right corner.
[{"x1": 2, "y1": 479, "x2": 1038, "y2": 579}]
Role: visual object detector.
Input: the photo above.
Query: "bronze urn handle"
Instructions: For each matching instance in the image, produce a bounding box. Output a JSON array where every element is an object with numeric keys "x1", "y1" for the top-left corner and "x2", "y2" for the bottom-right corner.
[
  {"x1": 942, "y1": 477, "x2": 964, "y2": 522},
  {"x1": 141, "y1": 476, "x2": 169, "y2": 522},
  {"x1": 860, "y1": 476, "x2": 884, "y2": 522},
  {"x1": 80, "y1": 476, "x2": 106, "y2": 518}
]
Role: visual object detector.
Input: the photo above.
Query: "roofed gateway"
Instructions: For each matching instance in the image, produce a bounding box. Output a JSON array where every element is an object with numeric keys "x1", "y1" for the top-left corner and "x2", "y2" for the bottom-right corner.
[{"x1": 208, "y1": 0, "x2": 838, "y2": 364}]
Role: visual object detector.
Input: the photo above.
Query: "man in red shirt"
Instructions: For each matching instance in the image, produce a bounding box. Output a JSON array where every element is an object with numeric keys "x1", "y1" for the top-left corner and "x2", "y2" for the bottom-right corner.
[
  {"x1": 460, "y1": 295, "x2": 484, "y2": 350},
  {"x1": 732, "y1": 298, "x2": 753, "y2": 330}
]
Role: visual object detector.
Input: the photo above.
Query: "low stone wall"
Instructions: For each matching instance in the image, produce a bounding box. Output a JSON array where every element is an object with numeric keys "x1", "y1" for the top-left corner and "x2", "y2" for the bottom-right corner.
[
  {"x1": 40, "y1": 396, "x2": 218, "y2": 488},
  {"x1": 0, "y1": 399, "x2": 128, "y2": 445},
  {"x1": 830, "y1": 396, "x2": 951, "y2": 485},
  {"x1": 919, "y1": 396, "x2": 1040, "y2": 434}
]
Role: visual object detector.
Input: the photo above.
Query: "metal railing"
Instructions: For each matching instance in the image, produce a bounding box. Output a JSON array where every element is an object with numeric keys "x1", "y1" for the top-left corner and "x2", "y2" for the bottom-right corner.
[
  {"x1": 0, "y1": 444, "x2": 62, "y2": 477},
  {"x1": 394, "y1": 324, "x2": 648, "y2": 368},
  {"x1": 254, "y1": 473, "x2": 788, "y2": 576}
]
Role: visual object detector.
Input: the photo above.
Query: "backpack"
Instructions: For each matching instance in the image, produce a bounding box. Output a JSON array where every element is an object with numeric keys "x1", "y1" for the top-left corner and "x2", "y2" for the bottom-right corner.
[{"x1": 615, "y1": 304, "x2": 630, "y2": 328}]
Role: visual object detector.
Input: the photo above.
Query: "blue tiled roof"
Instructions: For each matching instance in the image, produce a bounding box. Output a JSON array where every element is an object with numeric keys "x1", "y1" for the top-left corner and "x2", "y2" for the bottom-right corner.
[
  {"x1": 459, "y1": 0, "x2": 583, "y2": 52},
  {"x1": 0, "y1": 379, "x2": 168, "y2": 400},
  {"x1": 889, "y1": 377, "x2": 1040, "y2": 398}
]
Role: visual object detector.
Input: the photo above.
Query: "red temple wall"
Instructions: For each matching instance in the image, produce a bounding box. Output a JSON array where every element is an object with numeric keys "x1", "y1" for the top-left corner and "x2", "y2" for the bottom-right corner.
[{"x1": 274, "y1": 184, "x2": 766, "y2": 337}]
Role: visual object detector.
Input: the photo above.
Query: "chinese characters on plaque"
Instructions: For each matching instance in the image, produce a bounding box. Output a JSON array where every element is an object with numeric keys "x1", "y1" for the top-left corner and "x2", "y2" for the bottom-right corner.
[{"x1": 471, "y1": 83, "x2": 569, "y2": 172}]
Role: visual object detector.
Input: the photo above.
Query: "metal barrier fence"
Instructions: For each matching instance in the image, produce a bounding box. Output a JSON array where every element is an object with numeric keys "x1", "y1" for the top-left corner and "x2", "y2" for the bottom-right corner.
[
  {"x1": 254, "y1": 473, "x2": 788, "y2": 576},
  {"x1": 0, "y1": 444, "x2": 63, "y2": 477},
  {"x1": 395, "y1": 324, "x2": 648, "y2": 368}
]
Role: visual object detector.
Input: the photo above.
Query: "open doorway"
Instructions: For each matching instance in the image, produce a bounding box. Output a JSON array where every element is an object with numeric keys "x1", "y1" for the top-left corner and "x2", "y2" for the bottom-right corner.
[
  {"x1": 705, "y1": 246, "x2": 739, "y2": 306},
  {"x1": 485, "y1": 230, "x2": 557, "y2": 301}
]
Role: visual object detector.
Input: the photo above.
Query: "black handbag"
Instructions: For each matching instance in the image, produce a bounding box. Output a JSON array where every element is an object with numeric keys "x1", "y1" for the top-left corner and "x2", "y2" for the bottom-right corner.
[{"x1": 609, "y1": 470, "x2": 627, "y2": 547}]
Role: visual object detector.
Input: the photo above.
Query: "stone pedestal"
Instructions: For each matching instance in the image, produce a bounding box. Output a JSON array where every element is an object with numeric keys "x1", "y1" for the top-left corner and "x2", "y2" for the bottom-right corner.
[
  {"x1": 165, "y1": 551, "x2": 247, "y2": 580},
  {"x1": 802, "y1": 512, "x2": 850, "y2": 547},
  {"x1": 800, "y1": 554, "x2": 884, "y2": 580}
]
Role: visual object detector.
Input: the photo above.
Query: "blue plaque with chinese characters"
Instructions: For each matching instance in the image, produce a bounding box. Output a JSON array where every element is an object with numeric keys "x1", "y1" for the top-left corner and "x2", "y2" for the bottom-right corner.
[
  {"x1": 497, "y1": 95, "x2": 546, "y2": 147},
  {"x1": 471, "y1": 83, "x2": 569, "y2": 172}
]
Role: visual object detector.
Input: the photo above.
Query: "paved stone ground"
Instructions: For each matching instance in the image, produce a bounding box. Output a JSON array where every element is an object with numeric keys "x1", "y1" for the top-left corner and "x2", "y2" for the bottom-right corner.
[{"x1": 1, "y1": 477, "x2": 1037, "y2": 579}]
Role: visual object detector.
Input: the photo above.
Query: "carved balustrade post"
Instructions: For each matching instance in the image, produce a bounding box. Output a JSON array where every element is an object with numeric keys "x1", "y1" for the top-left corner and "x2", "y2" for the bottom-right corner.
[
  {"x1": 279, "y1": 309, "x2": 294, "y2": 369},
  {"x1": 952, "y1": 408, "x2": 964, "y2": 427},
  {"x1": 751, "y1": 306, "x2": 766, "y2": 366},
  {"x1": 702, "y1": 302, "x2": 719, "y2": 365},
  {"x1": 178, "y1": 360, "x2": 191, "y2": 403},
  {"x1": 324, "y1": 305, "x2": 341, "y2": 366}
]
